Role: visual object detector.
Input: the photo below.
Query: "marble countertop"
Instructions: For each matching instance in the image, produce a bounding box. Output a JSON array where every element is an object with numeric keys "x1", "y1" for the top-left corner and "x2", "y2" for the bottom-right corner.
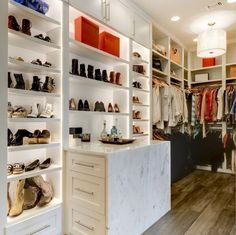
[{"x1": 65, "y1": 140, "x2": 168, "y2": 156}]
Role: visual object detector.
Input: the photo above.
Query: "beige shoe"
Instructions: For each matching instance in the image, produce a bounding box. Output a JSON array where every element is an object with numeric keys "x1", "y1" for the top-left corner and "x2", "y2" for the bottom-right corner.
[
  {"x1": 7, "y1": 183, "x2": 11, "y2": 216},
  {"x1": 8, "y1": 180, "x2": 25, "y2": 217}
]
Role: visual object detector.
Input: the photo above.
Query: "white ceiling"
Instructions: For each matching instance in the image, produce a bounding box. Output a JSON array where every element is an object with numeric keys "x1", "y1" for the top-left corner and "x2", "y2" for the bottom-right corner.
[{"x1": 131, "y1": 0, "x2": 236, "y2": 49}]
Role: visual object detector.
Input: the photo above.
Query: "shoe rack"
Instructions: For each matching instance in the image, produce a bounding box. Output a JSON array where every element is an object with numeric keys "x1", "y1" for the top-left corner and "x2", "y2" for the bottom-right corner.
[{"x1": 6, "y1": 0, "x2": 63, "y2": 233}]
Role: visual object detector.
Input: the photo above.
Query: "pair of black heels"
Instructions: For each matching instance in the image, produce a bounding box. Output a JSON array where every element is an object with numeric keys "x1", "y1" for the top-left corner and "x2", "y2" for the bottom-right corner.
[
  {"x1": 8, "y1": 72, "x2": 25, "y2": 90},
  {"x1": 133, "y1": 81, "x2": 142, "y2": 89}
]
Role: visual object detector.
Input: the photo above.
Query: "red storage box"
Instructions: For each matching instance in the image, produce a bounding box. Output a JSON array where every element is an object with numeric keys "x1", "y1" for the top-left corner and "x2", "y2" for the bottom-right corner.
[
  {"x1": 74, "y1": 16, "x2": 99, "y2": 48},
  {"x1": 202, "y1": 58, "x2": 216, "y2": 67},
  {"x1": 99, "y1": 31, "x2": 120, "y2": 57}
]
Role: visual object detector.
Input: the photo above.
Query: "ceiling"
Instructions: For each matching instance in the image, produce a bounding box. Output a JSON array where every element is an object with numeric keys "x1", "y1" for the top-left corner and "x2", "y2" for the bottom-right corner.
[{"x1": 131, "y1": 0, "x2": 236, "y2": 49}]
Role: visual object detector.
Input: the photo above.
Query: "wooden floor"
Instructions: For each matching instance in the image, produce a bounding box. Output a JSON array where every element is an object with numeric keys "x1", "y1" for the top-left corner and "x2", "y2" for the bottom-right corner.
[{"x1": 143, "y1": 170, "x2": 236, "y2": 235}]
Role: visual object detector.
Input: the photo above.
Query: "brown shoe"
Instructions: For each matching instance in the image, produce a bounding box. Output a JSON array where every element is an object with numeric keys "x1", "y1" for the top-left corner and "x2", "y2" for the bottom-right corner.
[
  {"x1": 115, "y1": 72, "x2": 122, "y2": 86},
  {"x1": 108, "y1": 103, "x2": 114, "y2": 112},
  {"x1": 69, "y1": 98, "x2": 76, "y2": 110},
  {"x1": 109, "y1": 71, "x2": 115, "y2": 83},
  {"x1": 114, "y1": 104, "x2": 120, "y2": 113}
]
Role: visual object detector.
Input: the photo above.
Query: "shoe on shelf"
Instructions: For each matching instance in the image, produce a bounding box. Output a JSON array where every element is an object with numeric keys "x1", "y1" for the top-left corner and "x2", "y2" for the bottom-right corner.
[
  {"x1": 43, "y1": 61, "x2": 52, "y2": 67},
  {"x1": 69, "y1": 98, "x2": 76, "y2": 110},
  {"x1": 21, "y1": 18, "x2": 31, "y2": 36},
  {"x1": 38, "y1": 130, "x2": 51, "y2": 144},
  {"x1": 83, "y1": 100, "x2": 90, "y2": 111},
  {"x1": 31, "y1": 59, "x2": 43, "y2": 66},
  {"x1": 108, "y1": 103, "x2": 114, "y2": 112},
  {"x1": 12, "y1": 163, "x2": 25, "y2": 175},
  {"x1": 11, "y1": 129, "x2": 33, "y2": 146},
  {"x1": 135, "y1": 111, "x2": 141, "y2": 119},
  {"x1": 8, "y1": 72, "x2": 13, "y2": 88},
  {"x1": 44, "y1": 36, "x2": 52, "y2": 43},
  {"x1": 25, "y1": 159, "x2": 40, "y2": 172},
  {"x1": 8, "y1": 129, "x2": 13, "y2": 146},
  {"x1": 94, "y1": 101, "x2": 100, "y2": 111},
  {"x1": 8, "y1": 102, "x2": 13, "y2": 118},
  {"x1": 132, "y1": 52, "x2": 142, "y2": 59},
  {"x1": 39, "y1": 158, "x2": 52, "y2": 169},
  {"x1": 42, "y1": 76, "x2": 55, "y2": 93},
  {"x1": 28, "y1": 103, "x2": 40, "y2": 118},
  {"x1": 133, "y1": 125, "x2": 138, "y2": 134},
  {"x1": 8, "y1": 15, "x2": 21, "y2": 31},
  {"x1": 14, "y1": 74, "x2": 25, "y2": 90},
  {"x1": 31, "y1": 76, "x2": 42, "y2": 91},
  {"x1": 23, "y1": 184, "x2": 40, "y2": 210},
  {"x1": 39, "y1": 103, "x2": 53, "y2": 118},
  {"x1": 11, "y1": 106, "x2": 27, "y2": 118},
  {"x1": 8, "y1": 179, "x2": 25, "y2": 217},
  {"x1": 34, "y1": 34, "x2": 44, "y2": 40},
  {"x1": 80, "y1": 64, "x2": 87, "y2": 77},
  {"x1": 133, "y1": 96, "x2": 142, "y2": 104},
  {"x1": 102, "y1": 70, "x2": 109, "y2": 82},
  {"x1": 71, "y1": 59, "x2": 79, "y2": 75},
  {"x1": 15, "y1": 57, "x2": 24, "y2": 62},
  {"x1": 114, "y1": 104, "x2": 120, "y2": 113},
  {"x1": 109, "y1": 71, "x2": 115, "y2": 83},
  {"x1": 87, "y1": 65, "x2": 94, "y2": 79},
  {"x1": 135, "y1": 126, "x2": 143, "y2": 134},
  {"x1": 115, "y1": 72, "x2": 122, "y2": 85},
  {"x1": 95, "y1": 69, "x2": 102, "y2": 81},
  {"x1": 7, "y1": 183, "x2": 11, "y2": 216},
  {"x1": 100, "y1": 102, "x2": 106, "y2": 112},
  {"x1": 78, "y1": 99, "x2": 83, "y2": 111},
  {"x1": 7, "y1": 164, "x2": 13, "y2": 176}
]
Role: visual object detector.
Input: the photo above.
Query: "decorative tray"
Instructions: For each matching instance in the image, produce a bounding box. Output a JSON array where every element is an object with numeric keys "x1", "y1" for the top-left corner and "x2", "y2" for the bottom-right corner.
[{"x1": 99, "y1": 139, "x2": 135, "y2": 145}]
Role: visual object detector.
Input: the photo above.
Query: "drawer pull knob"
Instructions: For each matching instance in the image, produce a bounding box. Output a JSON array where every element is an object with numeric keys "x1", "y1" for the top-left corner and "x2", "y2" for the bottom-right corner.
[
  {"x1": 27, "y1": 225, "x2": 50, "y2": 235},
  {"x1": 75, "y1": 187, "x2": 94, "y2": 195},
  {"x1": 75, "y1": 162, "x2": 94, "y2": 168},
  {"x1": 75, "y1": 220, "x2": 94, "y2": 231}
]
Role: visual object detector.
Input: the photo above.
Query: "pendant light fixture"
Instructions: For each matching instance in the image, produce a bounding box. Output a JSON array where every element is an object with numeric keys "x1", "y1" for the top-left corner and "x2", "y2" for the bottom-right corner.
[{"x1": 197, "y1": 22, "x2": 226, "y2": 58}]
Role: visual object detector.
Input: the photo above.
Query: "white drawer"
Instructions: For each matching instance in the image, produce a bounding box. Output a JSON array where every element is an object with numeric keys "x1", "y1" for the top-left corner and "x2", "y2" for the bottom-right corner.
[
  {"x1": 67, "y1": 152, "x2": 105, "y2": 178},
  {"x1": 69, "y1": 204, "x2": 106, "y2": 235},
  {"x1": 69, "y1": 171, "x2": 105, "y2": 214},
  {"x1": 5, "y1": 207, "x2": 61, "y2": 235}
]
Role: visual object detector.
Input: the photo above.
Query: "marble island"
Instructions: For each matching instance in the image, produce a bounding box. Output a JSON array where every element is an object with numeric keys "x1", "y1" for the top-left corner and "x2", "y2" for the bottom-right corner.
[{"x1": 65, "y1": 140, "x2": 171, "y2": 235}]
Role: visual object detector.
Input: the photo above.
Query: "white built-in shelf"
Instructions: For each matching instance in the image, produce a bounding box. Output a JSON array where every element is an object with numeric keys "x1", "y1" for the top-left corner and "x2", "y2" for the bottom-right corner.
[
  {"x1": 191, "y1": 79, "x2": 222, "y2": 85},
  {"x1": 132, "y1": 103, "x2": 150, "y2": 107},
  {"x1": 69, "y1": 110, "x2": 129, "y2": 116},
  {"x1": 69, "y1": 38, "x2": 129, "y2": 65},
  {"x1": 8, "y1": 0, "x2": 61, "y2": 32},
  {"x1": 8, "y1": 142, "x2": 61, "y2": 152},
  {"x1": 170, "y1": 76, "x2": 182, "y2": 82},
  {"x1": 8, "y1": 88, "x2": 60, "y2": 98},
  {"x1": 152, "y1": 68, "x2": 168, "y2": 77},
  {"x1": 226, "y1": 77, "x2": 236, "y2": 81},
  {"x1": 7, "y1": 164, "x2": 62, "y2": 182},
  {"x1": 226, "y1": 63, "x2": 236, "y2": 67},
  {"x1": 7, "y1": 198, "x2": 62, "y2": 226},
  {"x1": 171, "y1": 60, "x2": 182, "y2": 69},
  {"x1": 191, "y1": 64, "x2": 222, "y2": 72},
  {"x1": 133, "y1": 71, "x2": 150, "y2": 78},
  {"x1": 133, "y1": 133, "x2": 149, "y2": 137},
  {"x1": 8, "y1": 57, "x2": 61, "y2": 75},
  {"x1": 152, "y1": 49, "x2": 168, "y2": 60},
  {"x1": 132, "y1": 87, "x2": 150, "y2": 93},
  {"x1": 132, "y1": 119, "x2": 149, "y2": 122},
  {"x1": 8, "y1": 29, "x2": 61, "y2": 53},
  {"x1": 132, "y1": 58, "x2": 149, "y2": 64},
  {"x1": 8, "y1": 118, "x2": 60, "y2": 123},
  {"x1": 69, "y1": 74, "x2": 129, "y2": 91}
]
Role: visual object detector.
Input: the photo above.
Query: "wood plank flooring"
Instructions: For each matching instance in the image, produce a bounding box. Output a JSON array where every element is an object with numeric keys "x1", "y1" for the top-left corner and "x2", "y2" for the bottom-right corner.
[{"x1": 143, "y1": 170, "x2": 236, "y2": 235}]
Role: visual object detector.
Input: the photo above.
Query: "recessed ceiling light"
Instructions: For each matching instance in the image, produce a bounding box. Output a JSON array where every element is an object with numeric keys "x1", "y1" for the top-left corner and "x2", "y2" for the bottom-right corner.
[
  {"x1": 171, "y1": 16, "x2": 180, "y2": 22},
  {"x1": 227, "y1": 0, "x2": 236, "y2": 3},
  {"x1": 193, "y1": 38, "x2": 198, "y2": 42}
]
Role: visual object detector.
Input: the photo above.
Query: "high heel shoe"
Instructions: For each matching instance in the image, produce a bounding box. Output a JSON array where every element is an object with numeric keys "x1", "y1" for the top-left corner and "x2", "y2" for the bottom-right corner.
[
  {"x1": 114, "y1": 104, "x2": 120, "y2": 113},
  {"x1": 115, "y1": 72, "x2": 122, "y2": 85},
  {"x1": 102, "y1": 70, "x2": 109, "y2": 82},
  {"x1": 109, "y1": 71, "x2": 115, "y2": 83},
  {"x1": 108, "y1": 103, "x2": 114, "y2": 112},
  {"x1": 69, "y1": 98, "x2": 76, "y2": 110}
]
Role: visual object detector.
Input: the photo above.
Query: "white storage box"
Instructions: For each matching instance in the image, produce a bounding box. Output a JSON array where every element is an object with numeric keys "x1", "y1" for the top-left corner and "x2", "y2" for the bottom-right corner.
[{"x1": 195, "y1": 73, "x2": 209, "y2": 82}]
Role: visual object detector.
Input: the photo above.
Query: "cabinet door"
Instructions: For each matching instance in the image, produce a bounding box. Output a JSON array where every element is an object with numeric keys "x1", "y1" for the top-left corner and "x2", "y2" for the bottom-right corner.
[
  {"x1": 107, "y1": 0, "x2": 132, "y2": 37},
  {"x1": 70, "y1": 0, "x2": 105, "y2": 22},
  {"x1": 133, "y1": 12, "x2": 151, "y2": 48}
]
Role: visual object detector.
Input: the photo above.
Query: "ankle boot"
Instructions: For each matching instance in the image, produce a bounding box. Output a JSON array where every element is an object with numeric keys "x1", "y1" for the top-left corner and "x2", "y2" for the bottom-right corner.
[
  {"x1": 31, "y1": 76, "x2": 42, "y2": 91},
  {"x1": 14, "y1": 74, "x2": 25, "y2": 90},
  {"x1": 80, "y1": 64, "x2": 87, "y2": 77},
  {"x1": 27, "y1": 103, "x2": 40, "y2": 118},
  {"x1": 102, "y1": 70, "x2": 109, "y2": 82},
  {"x1": 78, "y1": 99, "x2": 83, "y2": 111},
  {"x1": 109, "y1": 71, "x2": 115, "y2": 83},
  {"x1": 8, "y1": 72, "x2": 13, "y2": 88},
  {"x1": 42, "y1": 76, "x2": 55, "y2": 93},
  {"x1": 95, "y1": 69, "x2": 102, "y2": 81},
  {"x1": 115, "y1": 72, "x2": 122, "y2": 85},
  {"x1": 7, "y1": 183, "x2": 11, "y2": 216},
  {"x1": 39, "y1": 103, "x2": 53, "y2": 118},
  {"x1": 9, "y1": 179, "x2": 25, "y2": 217},
  {"x1": 71, "y1": 59, "x2": 79, "y2": 75},
  {"x1": 11, "y1": 129, "x2": 33, "y2": 146},
  {"x1": 87, "y1": 65, "x2": 94, "y2": 79},
  {"x1": 21, "y1": 18, "x2": 32, "y2": 36},
  {"x1": 8, "y1": 129, "x2": 13, "y2": 146},
  {"x1": 8, "y1": 15, "x2": 20, "y2": 31}
]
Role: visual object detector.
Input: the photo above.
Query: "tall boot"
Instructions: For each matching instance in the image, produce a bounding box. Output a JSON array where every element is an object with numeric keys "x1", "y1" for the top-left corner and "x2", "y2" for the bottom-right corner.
[
  {"x1": 27, "y1": 103, "x2": 40, "y2": 118},
  {"x1": 9, "y1": 179, "x2": 25, "y2": 217},
  {"x1": 71, "y1": 59, "x2": 79, "y2": 75},
  {"x1": 31, "y1": 76, "x2": 42, "y2": 91},
  {"x1": 87, "y1": 65, "x2": 94, "y2": 79},
  {"x1": 95, "y1": 69, "x2": 102, "y2": 81},
  {"x1": 7, "y1": 183, "x2": 11, "y2": 216},
  {"x1": 11, "y1": 129, "x2": 33, "y2": 146},
  {"x1": 8, "y1": 72, "x2": 13, "y2": 88},
  {"x1": 39, "y1": 103, "x2": 53, "y2": 118},
  {"x1": 42, "y1": 76, "x2": 55, "y2": 93},
  {"x1": 8, "y1": 15, "x2": 20, "y2": 31},
  {"x1": 102, "y1": 70, "x2": 109, "y2": 82},
  {"x1": 80, "y1": 64, "x2": 87, "y2": 77},
  {"x1": 21, "y1": 18, "x2": 32, "y2": 36},
  {"x1": 14, "y1": 74, "x2": 25, "y2": 90}
]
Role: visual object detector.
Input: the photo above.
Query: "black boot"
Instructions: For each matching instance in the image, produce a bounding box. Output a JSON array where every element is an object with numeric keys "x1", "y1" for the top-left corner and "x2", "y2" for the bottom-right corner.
[
  {"x1": 80, "y1": 64, "x2": 87, "y2": 77},
  {"x1": 95, "y1": 69, "x2": 102, "y2": 81},
  {"x1": 8, "y1": 129, "x2": 13, "y2": 146},
  {"x1": 78, "y1": 99, "x2": 83, "y2": 111},
  {"x1": 14, "y1": 74, "x2": 25, "y2": 90},
  {"x1": 87, "y1": 65, "x2": 94, "y2": 79},
  {"x1": 83, "y1": 100, "x2": 90, "y2": 111},
  {"x1": 102, "y1": 70, "x2": 109, "y2": 82},
  {"x1": 8, "y1": 72, "x2": 13, "y2": 88},
  {"x1": 71, "y1": 59, "x2": 79, "y2": 75},
  {"x1": 31, "y1": 76, "x2": 42, "y2": 91},
  {"x1": 42, "y1": 76, "x2": 55, "y2": 93},
  {"x1": 11, "y1": 129, "x2": 33, "y2": 146}
]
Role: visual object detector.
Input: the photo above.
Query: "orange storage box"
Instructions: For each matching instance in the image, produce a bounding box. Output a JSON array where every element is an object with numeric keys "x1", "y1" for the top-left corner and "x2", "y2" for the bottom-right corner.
[
  {"x1": 74, "y1": 16, "x2": 99, "y2": 48},
  {"x1": 229, "y1": 65, "x2": 236, "y2": 78},
  {"x1": 99, "y1": 31, "x2": 120, "y2": 57},
  {"x1": 202, "y1": 58, "x2": 216, "y2": 67}
]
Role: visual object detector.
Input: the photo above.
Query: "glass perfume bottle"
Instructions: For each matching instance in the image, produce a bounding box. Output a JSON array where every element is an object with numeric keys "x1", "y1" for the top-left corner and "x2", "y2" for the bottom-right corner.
[
  {"x1": 110, "y1": 119, "x2": 118, "y2": 138},
  {"x1": 100, "y1": 120, "x2": 108, "y2": 140}
]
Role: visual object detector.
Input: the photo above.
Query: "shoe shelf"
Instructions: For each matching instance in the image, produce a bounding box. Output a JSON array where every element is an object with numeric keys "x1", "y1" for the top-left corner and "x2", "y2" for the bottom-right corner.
[
  {"x1": 8, "y1": 118, "x2": 60, "y2": 123},
  {"x1": 7, "y1": 164, "x2": 62, "y2": 183},
  {"x1": 190, "y1": 64, "x2": 222, "y2": 72},
  {"x1": 8, "y1": 29, "x2": 61, "y2": 53},
  {"x1": 133, "y1": 71, "x2": 150, "y2": 79},
  {"x1": 133, "y1": 87, "x2": 150, "y2": 93},
  {"x1": 69, "y1": 110, "x2": 129, "y2": 116},
  {"x1": 152, "y1": 49, "x2": 168, "y2": 60},
  {"x1": 6, "y1": 198, "x2": 62, "y2": 226},
  {"x1": 132, "y1": 103, "x2": 150, "y2": 107},
  {"x1": 152, "y1": 68, "x2": 168, "y2": 77},
  {"x1": 69, "y1": 38, "x2": 129, "y2": 66},
  {"x1": 8, "y1": 142, "x2": 61, "y2": 152},
  {"x1": 69, "y1": 74, "x2": 129, "y2": 91},
  {"x1": 8, "y1": 0, "x2": 61, "y2": 32},
  {"x1": 8, "y1": 58, "x2": 61, "y2": 75}
]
